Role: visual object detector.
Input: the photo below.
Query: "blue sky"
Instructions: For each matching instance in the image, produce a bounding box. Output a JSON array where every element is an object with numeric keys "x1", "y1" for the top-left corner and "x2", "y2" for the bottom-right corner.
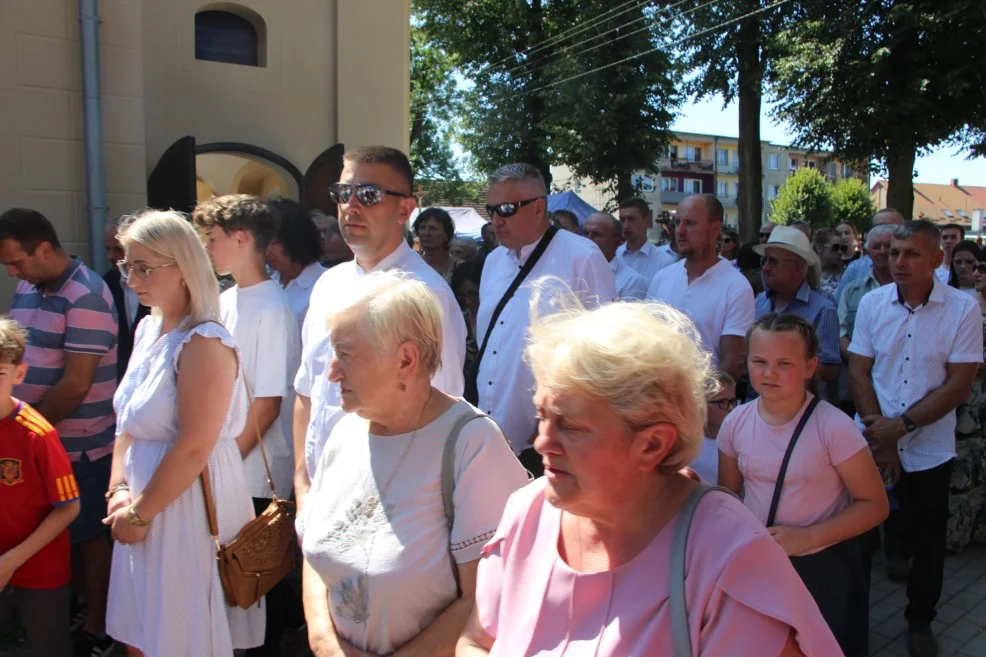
[{"x1": 674, "y1": 96, "x2": 986, "y2": 187}]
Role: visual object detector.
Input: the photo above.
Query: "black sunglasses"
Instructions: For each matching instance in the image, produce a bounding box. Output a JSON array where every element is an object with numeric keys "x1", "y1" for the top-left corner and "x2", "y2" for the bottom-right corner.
[
  {"x1": 722, "y1": 237, "x2": 734, "y2": 244},
  {"x1": 708, "y1": 397, "x2": 740, "y2": 411},
  {"x1": 485, "y1": 196, "x2": 544, "y2": 219},
  {"x1": 829, "y1": 243, "x2": 848, "y2": 254},
  {"x1": 329, "y1": 182, "x2": 410, "y2": 206},
  {"x1": 976, "y1": 264, "x2": 986, "y2": 273}
]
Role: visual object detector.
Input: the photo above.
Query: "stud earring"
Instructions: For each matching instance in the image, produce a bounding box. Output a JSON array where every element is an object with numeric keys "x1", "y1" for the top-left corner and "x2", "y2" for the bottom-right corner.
[{"x1": 398, "y1": 382, "x2": 407, "y2": 392}]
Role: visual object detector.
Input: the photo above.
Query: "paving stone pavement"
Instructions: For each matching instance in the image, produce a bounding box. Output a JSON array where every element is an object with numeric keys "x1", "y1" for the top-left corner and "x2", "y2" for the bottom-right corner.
[{"x1": 4, "y1": 547, "x2": 986, "y2": 656}]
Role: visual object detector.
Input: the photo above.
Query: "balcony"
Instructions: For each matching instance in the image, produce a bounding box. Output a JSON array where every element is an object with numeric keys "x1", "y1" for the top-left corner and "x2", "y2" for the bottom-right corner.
[
  {"x1": 661, "y1": 191, "x2": 688, "y2": 204},
  {"x1": 659, "y1": 157, "x2": 715, "y2": 173},
  {"x1": 717, "y1": 162, "x2": 740, "y2": 174},
  {"x1": 717, "y1": 196, "x2": 738, "y2": 208}
]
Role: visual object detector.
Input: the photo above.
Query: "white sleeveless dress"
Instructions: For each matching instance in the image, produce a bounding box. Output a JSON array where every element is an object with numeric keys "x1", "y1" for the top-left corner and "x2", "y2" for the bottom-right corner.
[{"x1": 106, "y1": 318, "x2": 264, "y2": 656}]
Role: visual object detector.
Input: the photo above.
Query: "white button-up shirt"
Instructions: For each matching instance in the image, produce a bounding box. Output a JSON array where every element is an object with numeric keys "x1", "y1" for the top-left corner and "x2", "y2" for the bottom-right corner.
[
  {"x1": 477, "y1": 229, "x2": 617, "y2": 453},
  {"x1": 614, "y1": 241, "x2": 673, "y2": 287},
  {"x1": 646, "y1": 257, "x2": 755, "y2": 367},
  {"x1": 272, "y1": 261, "x2": 327, "y2": 334},
  {"x1": 848, "y1": 279, "x2": 983, "y2": 472},
  {"x1": 610, "y1": 257, "x2": 648, "y2": 301},
  {"x1": 294, "y1": 241, "x2": 467, "y2": 477}
]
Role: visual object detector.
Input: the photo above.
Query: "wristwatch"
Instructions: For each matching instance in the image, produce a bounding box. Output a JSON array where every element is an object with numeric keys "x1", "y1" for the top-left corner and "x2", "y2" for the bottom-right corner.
[
  {"x1": 900, "y1": 413, "x2": 917, "y2": 434},
  {"x1": 126, "y1": 505, "x2": 149, "y2": 527}
]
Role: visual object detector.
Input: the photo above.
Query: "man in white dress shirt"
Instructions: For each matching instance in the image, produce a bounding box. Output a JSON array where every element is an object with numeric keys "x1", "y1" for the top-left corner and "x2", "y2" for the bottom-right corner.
[
  {"x1": 615, "y1": 197, "x2": 670, "y2": 284},
  {"x1": 292, "y1": 147, "x2": 466, "y2": 506},
  {"x1": 937, "y1": 223, "x2": 964, "y2": 284},
  {"x1": 647, "y1": 195, "x2": 754, "y2": 382},
  {"x1": 477, "y1": 163, "x2": 616, "y2": 474},
  {"x1": 583, "y1": 212, "x2": 647, "y2": 301},
  {"x1": 849, "y1": 220, "x2": 982, "y2": 657}
]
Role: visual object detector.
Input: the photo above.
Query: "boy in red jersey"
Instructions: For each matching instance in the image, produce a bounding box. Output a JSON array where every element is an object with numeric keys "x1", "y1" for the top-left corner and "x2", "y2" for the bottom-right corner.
[{"x1": 0, "y1": 316, "x2": 80, "y2": 657}]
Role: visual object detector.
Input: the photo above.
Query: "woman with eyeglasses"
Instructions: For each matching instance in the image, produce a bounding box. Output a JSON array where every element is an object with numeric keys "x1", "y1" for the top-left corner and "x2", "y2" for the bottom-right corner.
[
  {"x1": 104, "y1": 211, "x2": 264, "y2": 656},
  {"x1": 720, "y1": 228, "x2": 741, "y2": 265},
  {"x1": 718, "y1": 313, "x2": 888, "y2": 657},
  {"x1": 414, "y1": 208, "x2": 461, "y2": 285},
  {"x1": 946, "y1": 256, "x2": 986, "y2": 552},
  {"x1": 690, "y1": 371, "x2": 739, "y2": 485},
  {"x1": 812, "y1": 228, "x2": 845, "y2": 299},
  {"x1": 948, "y1": 241, "x2": 982, "y2": 295}
]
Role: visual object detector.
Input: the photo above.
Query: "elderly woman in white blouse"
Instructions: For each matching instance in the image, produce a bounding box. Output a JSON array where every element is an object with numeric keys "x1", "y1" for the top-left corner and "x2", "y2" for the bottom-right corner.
[{"x1": 298, "y1": 271, "x2": 528, "y2": 657}]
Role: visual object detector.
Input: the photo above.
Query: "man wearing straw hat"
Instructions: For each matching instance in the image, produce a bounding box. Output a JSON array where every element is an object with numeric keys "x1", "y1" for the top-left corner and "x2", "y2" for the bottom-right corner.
[{"x1": 754, "y1": 225, "x2": 841, "y2": 390}]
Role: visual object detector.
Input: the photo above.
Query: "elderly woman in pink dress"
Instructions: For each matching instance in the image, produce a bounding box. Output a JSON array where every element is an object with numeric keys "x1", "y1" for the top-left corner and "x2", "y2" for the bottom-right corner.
[{"x1": 457, "y1": 298, "x2": 842, "y2": 657}]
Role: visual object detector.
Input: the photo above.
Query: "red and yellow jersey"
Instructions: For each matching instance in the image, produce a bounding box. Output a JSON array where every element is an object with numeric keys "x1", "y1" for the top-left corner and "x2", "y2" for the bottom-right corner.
[{"x1": 0, "y1": 400, "x2": 78, "y2": 589}]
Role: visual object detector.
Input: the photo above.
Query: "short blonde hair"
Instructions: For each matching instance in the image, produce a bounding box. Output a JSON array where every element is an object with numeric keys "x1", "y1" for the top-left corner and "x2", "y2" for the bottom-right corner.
[
  {"x1": 0, "y1": 316, "x2": 27, "y2": 365},
  {"x1": 119, "y1": 210, "x2": 220, "y2": 327},
  {"x1": 525, "y1": 290, "x2": 714, "y2": 475},
  {"x1": 327, "y1": 271, "x2": 443, "y2": 379}
]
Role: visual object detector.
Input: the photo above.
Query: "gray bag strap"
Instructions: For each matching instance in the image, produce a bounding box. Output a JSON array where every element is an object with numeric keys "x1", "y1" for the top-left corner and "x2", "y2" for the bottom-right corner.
[
  {"x1": 441, "y1": 408, "x2": 486, "y2": 594},
  {"x1": 670, "y1": 485, "x2": 734, "y2": 657}
]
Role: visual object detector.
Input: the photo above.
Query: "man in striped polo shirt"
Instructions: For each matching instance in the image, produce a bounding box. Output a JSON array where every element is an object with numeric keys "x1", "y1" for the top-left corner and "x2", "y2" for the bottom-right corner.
[{"x1": 0, "y1": 208, "x2": 118, "y2": 654}]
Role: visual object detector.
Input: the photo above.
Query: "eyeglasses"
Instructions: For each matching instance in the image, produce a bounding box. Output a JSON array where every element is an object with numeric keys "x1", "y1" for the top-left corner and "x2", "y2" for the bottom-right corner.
[
  {"x1": 976, "y1": 264, "x2": 986, "y2": 273},
  {"x1": 829, "y1": 243, "x2": 848, "y2": 254},
  {"x1": 761, "y1": 255, "x2": 799, "y2": 268},
  {"x1": 708, "y1": 397, "x2": 740, "y2": 411},
  {"x1": 117, "y1": 260, "x2": 175, "y2": 281},
  {"x1": 485, "y1": 197, "x2": 544, "y2": 219},
  {"x1": 328, "y1": 182, "x2": 410, "y2": 206},
  {"x1": 722, "y1": 237, "x2": 734, "y2": 244}
]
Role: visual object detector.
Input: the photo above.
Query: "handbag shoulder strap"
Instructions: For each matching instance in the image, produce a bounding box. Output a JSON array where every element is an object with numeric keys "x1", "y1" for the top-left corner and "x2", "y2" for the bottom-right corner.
[
  {"x1": 765, "y1": 396, "x2": 822, "y2": 528},
  {"x1": 474, "y1": 225, "x2": 559, "y2": 371},
  {"x1": 670, "y1": 484, "x2": 735, "y2": 657},
  {"x1": 441, "y1": 408, "x2": 486, "y2": 595},
  {"x1": 201, "y1": 463, "x2": 220, "y2": 539}
]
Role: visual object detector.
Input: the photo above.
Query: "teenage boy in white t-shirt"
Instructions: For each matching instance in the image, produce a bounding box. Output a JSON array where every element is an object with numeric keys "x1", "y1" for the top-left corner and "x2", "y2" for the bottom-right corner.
[{"x1": 193, "y1": 194, "x2": 301, "y2": 657}]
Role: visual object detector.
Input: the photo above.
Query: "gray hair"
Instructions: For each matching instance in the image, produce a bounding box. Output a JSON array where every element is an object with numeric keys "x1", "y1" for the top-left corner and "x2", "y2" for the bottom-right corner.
[
  {"x1": 894, "y1": 220, "x2": 941, "y2": 245},
  {"x1": 449, "y1": 236, "x2": 479, "y2": 259},
  {"x1": 587, "y1": 212, "x2": 622, "y2": 236},
  {"x1": 487, "y1": 163, "x2": 547, "y2": 195},
  {"x1": 865, "y1": 224, "x2": 896, "y2": 248}
]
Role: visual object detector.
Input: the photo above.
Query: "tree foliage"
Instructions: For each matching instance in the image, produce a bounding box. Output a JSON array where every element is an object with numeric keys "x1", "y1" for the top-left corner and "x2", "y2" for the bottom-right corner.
[
  {"x1": 770, "y1": 168, "x2": 836, "y2": 228},
  {"x1": 409, "y1": 23, "x2": 462, "y2": 182},
  {"x1": 769, "y1": 0, "x2": 986, "y2": 220},
  {"x1": 413, "y1": 0, "x2": 681, "y2": 199},
  {"x1": 832, "y1": 177, "x2": 877, "y2": 233}
]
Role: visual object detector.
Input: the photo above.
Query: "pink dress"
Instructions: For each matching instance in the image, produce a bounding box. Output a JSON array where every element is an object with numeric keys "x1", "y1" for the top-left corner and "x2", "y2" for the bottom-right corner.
[{"x1": 475, "y1": 479, "x2": 843, "y2": 656}]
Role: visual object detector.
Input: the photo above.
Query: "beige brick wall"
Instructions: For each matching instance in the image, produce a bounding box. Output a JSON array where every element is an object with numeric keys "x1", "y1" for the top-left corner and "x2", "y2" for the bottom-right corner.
[{"x1": 0, "y1": 0, "x2": 147, "y2": 310}]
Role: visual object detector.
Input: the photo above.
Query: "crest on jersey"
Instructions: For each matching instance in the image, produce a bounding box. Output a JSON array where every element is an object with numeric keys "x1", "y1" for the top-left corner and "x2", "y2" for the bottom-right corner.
[{"x1": 0, "y1": 458, "x2": 23, "y2": 486}]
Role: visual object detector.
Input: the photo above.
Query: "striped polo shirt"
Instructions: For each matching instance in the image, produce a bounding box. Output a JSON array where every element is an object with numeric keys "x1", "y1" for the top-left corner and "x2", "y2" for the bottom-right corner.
[{"x1": 11, "y1": 256, "x2": 118, "y2": 459}]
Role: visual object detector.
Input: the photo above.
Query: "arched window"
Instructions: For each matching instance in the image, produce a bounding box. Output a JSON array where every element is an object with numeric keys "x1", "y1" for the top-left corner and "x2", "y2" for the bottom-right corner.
[{"x1": 195, "y1": 9, "x2": 264, "y2": 67}]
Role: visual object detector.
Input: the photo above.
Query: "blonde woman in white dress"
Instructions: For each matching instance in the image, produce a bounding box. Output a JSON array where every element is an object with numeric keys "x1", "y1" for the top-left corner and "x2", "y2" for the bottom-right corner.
[{"x1": 102, "y1": 210, "x2": 263, "y2": 656}]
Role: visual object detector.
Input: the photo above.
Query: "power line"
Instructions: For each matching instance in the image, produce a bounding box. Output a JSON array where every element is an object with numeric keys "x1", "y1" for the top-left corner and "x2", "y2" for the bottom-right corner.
[{"x1": 411, "y1": 0, "x2": 723, "y2": 115}]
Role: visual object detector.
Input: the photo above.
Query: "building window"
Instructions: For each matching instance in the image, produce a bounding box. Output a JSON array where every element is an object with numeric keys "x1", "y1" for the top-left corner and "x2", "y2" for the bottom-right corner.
[
  {"x1": 842, "y1": 164, "x2": 855, "y2": 178},
  {"x1": 716, "y1": 148, "x2": 729, "y2": 166},
  {"x1": 717, "y1": 181, "x2": 728, "y2": 197},
  {"x1": 633, "y1": 175, "x2": 655, "y2": 193},
  {"x1": 195, "y1": 9, "x2": 265, "y2": 67},
  {"x1": 807, "y1": 160, "x2": 816, "y2": 169},
  {"x1": 661, "y1": 177, "x2": 678, "y2": 193},
  {"x1": 789, "y1": 157, "x2": 799, "y2": 171},
  {"x1": 768, "y1": 154, "x2": 780, "y2": 170},
  {"x1": 685, "y1": 146, "x2": 702, "y2": 162},
  {"x1": 668, "y1": 145, "x2": 678, "y2": 159},
  {"x1": 768, "y1": 184, "x2": 780, "y2": 200},
  {"x1": 684, "y1": 179, "x2": 702, "y2": 194}
]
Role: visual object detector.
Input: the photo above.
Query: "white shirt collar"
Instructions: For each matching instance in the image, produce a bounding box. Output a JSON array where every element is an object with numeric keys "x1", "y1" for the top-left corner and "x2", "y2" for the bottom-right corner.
[{"x1": 355, "y1": 240, "x2": 415, "y2": 276}]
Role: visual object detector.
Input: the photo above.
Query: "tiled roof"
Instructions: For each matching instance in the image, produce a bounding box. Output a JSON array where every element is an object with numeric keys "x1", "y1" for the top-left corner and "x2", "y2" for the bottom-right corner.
[{"x1": 871, "y1": 180, "x2": 986, "y2": 227}]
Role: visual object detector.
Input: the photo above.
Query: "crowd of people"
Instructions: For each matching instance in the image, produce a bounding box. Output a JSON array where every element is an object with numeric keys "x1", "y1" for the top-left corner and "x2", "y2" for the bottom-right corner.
[{"x1": 0, "y1": 144, "x2": 982, "y2": 657}]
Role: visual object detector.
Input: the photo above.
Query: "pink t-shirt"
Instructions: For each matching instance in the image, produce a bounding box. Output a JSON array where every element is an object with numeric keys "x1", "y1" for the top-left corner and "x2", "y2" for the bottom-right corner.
[
  {"x1": 475, "y1": 479, "x2": 842, "y2": 657},
  {"x1": 717, "y1": 395, "x2": 868, "y2": 537}
]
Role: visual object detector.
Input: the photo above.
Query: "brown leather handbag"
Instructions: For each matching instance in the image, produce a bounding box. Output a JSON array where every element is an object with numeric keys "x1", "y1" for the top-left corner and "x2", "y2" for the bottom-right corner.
[{"x1": 200, "y1": 386, "x2": 296, "y2": 610}]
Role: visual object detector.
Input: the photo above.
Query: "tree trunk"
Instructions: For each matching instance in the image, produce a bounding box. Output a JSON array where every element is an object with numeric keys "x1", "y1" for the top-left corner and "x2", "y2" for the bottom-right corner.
[
  {"x1": 736, "y1": 18, "x2": 764, "y2": 244},
  {"x1": 885, "y1": 144, "x2": 916, "y2": 220},
  {"x1": 616, "y1": 171, "x2": 634, "y2": 202}
]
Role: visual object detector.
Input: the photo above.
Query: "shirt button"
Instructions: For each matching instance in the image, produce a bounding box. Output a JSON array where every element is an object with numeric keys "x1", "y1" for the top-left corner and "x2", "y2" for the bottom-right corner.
[
  {"x1": 493, "y1": 351, "x2": 497, "y2": 355},
  {"x1": 488, "y1": 381, "x2": 492, "y2": 385}
]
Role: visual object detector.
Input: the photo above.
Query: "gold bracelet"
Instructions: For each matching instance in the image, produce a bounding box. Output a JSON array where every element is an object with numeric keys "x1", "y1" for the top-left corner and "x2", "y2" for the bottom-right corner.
[
  {"x1": 104, "y1": 483, "x2": 129, "y2": 500},
  {"x1": 126, "y1": 505, "x2": 149, "y2": 527}
]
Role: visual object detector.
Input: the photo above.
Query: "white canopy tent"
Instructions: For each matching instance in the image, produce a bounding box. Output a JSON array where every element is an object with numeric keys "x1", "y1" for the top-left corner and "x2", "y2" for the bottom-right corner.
[{"x1": 410, "y1": 206, "x2": 488, "y2": 240}]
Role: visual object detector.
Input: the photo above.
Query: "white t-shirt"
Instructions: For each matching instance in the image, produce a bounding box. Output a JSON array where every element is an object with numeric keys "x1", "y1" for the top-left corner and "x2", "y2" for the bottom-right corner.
[
  {"x1": 220, "y1": 280, "x2": 301, "y2": 499},
  {"x1": 647, "y1": 257, "x2": 755, "y2": 367},
  {"x1": 297, "y1": 400, "x2": 530, "y2": 655},
  {"x1": 610, "y1": 258, "x2": 648, "y2": 301},
  {"x1": 272, "y1": 261, "x2": 327, "y2": 334}
]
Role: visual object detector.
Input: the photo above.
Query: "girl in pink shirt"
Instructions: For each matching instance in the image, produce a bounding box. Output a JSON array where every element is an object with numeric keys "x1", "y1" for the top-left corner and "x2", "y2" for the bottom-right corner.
[
  {"x1": 458, "y1": 300, "x2": 844, "y2": 657},
  {"x1": 718, "y1": 313, "x2": 888, "y2": 657}
]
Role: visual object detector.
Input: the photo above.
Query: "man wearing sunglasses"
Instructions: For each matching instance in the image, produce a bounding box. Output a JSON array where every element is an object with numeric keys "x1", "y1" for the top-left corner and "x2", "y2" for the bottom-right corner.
[
  {"x1": 754, "y1": 225, "x2": 841, "y2": 395},
  {"x1": 476, "y1": 163, "x2": 615, "y2": 473},
  {"x1": 292, "y1": 146, "x2": 466, "y2": 506}
]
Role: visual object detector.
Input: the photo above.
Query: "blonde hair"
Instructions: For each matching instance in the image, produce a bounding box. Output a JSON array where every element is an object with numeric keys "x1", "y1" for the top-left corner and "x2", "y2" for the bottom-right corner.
[
  {"x1": 525, "y1": 283, "x2": 714, "y2": 475},
  {"x1": 0, "y1": 316, "x2": 27, "y2": 365},
  {"x1": 327, "y1": 271, "x2": 443, "y2": 379},
  {"x1": 119, "y1": 210, "x2": 220, "y2": 327}
]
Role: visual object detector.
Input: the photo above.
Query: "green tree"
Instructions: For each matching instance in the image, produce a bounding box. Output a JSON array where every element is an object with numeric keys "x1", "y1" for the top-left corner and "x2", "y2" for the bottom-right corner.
[
  {"x1": 770, "y1": 168, "x2": 836, "y2": 228},
  {"x1": 409, "y1": 23, "x2": 462, "y2": 182},
  {"x1": 770, "y1": 0, "x2": 986, "y2": 220},
  {"x1": 832, "y1": 177, "x2": 877, "y2": 233},
  {"x1": 682, "y1": 0, "x2": 796, "y2": 241}
]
